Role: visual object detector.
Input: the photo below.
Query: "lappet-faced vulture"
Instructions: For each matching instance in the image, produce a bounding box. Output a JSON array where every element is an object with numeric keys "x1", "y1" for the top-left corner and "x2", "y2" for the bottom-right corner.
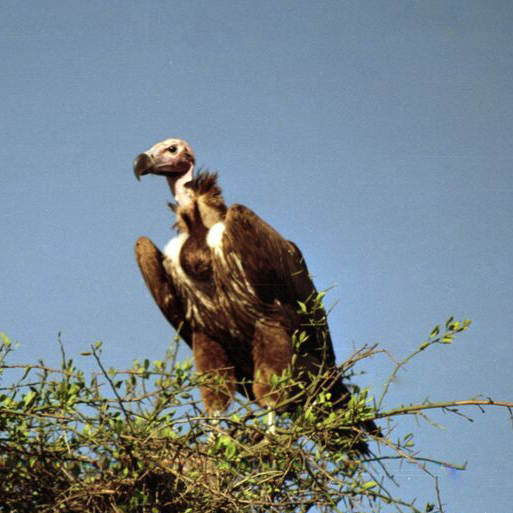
[{"x1": 133, "y1": 138, "x2": 376, "y2": 452}]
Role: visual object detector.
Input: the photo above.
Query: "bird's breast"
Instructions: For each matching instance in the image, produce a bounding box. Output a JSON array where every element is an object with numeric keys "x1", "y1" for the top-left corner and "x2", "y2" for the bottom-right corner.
[{"x1": 163, "y1": 234, "x2": 216, "y2": 330}]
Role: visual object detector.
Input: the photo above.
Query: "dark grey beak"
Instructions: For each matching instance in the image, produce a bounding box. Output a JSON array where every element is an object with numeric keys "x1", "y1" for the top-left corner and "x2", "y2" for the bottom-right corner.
[{"x1": 133, "y1": 153, "x2": 154, "y2": 181}]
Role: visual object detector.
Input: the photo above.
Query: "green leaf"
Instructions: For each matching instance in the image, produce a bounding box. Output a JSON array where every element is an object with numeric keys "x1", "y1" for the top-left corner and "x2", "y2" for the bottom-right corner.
[
  {"x1": 269, "y1": 373, "x2": 280, "y2": 387},
  {"x1": 430, "y1": 325, "x2": 440, "y2": 338},
  {"x1": 1, "y1": 332, "x2": 11, "y2": 347},
  {"x1": 362, "y1": 481, "x2": 377, "y2": 490},
  {"x1": 24, "y1": 390, "x2": 36, "y2": 407}
]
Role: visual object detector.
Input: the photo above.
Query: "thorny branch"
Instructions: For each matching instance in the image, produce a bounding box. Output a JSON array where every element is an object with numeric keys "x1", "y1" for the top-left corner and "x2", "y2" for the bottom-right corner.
[{"x1": 0, "y1": 318, "x2": 510, "y2": 513}]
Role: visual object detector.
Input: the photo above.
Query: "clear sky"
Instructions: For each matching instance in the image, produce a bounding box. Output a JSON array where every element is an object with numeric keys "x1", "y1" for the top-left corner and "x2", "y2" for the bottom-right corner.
[{"x1": 1, "y1": 1, "x2": 512, "y2": 510}]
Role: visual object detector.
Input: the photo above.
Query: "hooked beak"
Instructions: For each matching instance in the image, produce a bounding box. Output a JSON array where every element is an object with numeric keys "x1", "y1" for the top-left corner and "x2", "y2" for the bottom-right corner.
[{"x1": 133, "y1": 153, "x2": 154, "y2": 181}]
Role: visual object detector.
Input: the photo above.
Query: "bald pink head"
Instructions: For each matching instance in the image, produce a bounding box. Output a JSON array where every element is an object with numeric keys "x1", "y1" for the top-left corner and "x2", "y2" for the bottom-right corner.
[
  {"x1": 134, "y1": 137, "x2": 196, "y2": 208},
  {"x1": 133, "y1": 138, "x2": 195, "y2": 179}
]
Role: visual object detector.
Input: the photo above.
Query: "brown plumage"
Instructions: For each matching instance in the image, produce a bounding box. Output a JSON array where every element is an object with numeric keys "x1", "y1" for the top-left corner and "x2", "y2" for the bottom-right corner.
[{"x1": 133, "y1": 138, "x2": 376, "y2": 452}]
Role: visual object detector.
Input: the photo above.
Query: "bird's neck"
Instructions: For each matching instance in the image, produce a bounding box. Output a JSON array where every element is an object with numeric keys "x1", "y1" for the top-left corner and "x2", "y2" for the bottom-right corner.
[{"x1": 167, "y1": 166, "x2": 194, "y2": 209}]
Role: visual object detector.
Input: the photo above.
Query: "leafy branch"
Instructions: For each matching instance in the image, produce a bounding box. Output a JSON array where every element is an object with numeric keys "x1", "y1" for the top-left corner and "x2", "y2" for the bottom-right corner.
[{"x1": 0, "y1": 319, "x2": 510, "y2": 513}]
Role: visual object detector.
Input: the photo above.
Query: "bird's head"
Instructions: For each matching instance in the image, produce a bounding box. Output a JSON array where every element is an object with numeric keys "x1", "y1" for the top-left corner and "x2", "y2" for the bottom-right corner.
[{"x1": 133, "y1": 138, "x2": 195, "y2": 181}]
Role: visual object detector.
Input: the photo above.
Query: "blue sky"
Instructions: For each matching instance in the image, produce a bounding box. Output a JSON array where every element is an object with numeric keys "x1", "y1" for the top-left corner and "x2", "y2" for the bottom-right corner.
[{"x1": 1, "y1": 1, "x2": 512, "y2": 510}]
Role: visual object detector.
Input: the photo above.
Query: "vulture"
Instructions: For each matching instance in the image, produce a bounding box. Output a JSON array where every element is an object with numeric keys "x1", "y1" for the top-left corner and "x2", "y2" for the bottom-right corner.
[{"x1": 133, "y1": 138, "x2": 376, "y2": 452}]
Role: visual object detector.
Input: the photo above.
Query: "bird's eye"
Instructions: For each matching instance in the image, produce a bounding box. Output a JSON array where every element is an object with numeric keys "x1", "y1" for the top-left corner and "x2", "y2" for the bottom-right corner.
[{"x1": 168, "y1": 145, "x2": 178, "y2": 154}]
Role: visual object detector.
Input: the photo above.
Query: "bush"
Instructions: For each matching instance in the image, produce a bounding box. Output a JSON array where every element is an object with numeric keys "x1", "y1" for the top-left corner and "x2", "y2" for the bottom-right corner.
[{"x1": 0, "y1": 321, "x2": 511, "y2": 513}]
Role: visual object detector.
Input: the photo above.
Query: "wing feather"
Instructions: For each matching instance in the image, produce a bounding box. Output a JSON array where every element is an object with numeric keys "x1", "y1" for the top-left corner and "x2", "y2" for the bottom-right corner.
[
  {"x1": 223, "y1": 204, "x2": 336, "y2": 366},
  {"x1": 223, "y1": 206, "x2": 379, "y2": 450},
  {"x1": 134, "y1": 236, "x2": 192, "y2": 347}
]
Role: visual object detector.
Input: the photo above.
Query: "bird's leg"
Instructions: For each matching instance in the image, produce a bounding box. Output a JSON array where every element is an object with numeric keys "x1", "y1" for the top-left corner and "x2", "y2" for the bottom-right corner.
[
  {"x1": 211, "y1": 409, "x2": 221, "y2": 428},
  {"x1": 252, "y1": 319, "x2": 294, "y2": 436},
  {"x1": 192, "y1": 332, "x2": 236, "y2": 441},
  {"x1": 208, "y1": 409, "x2": 222, "y2": 442},
  {"x1": 266, "y1": 408, "x2": 277, "y2": 435}
]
